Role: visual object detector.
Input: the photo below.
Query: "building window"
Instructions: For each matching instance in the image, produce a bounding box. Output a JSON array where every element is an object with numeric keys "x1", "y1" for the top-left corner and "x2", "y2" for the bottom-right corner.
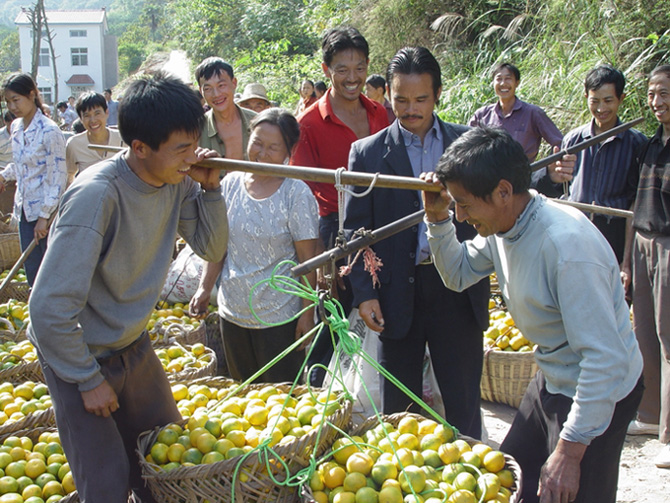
[
  {"x1": 38, "y1": 87, "x2": 52, "y2": 105},
  {"x1": 71, "y1": 48, "x2": 88, "y2": 66},
  {"x1": 70, "y1": 30, "x2": 87, "y2": 37},
  {"x1": 38, "y1": 47, "x2": 49, "y2": 67}
]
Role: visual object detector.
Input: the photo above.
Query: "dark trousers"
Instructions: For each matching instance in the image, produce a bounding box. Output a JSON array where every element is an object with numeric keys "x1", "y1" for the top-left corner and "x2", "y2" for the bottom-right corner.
[
  {"x1": 307, "y1": 213, "x2": 353, "y2": 386},
  {"x1": 501, "y1": 371, "x2": 643, "y2": 503},
  {"x1": 40, "y1": 332, "x2": 181, "y2": 503},
  {"x1": 221, "y1": 318, "x2": 305, "y2": 384},
  {"x1": 379, "y1": 263, "x2": 483, "y2": 439},
  {"x1": 591, "y1": 215, "x2": 626, "y2": 264},
  {"x1": 19, "y1": 210, "x2": 48, "y2": 286}
]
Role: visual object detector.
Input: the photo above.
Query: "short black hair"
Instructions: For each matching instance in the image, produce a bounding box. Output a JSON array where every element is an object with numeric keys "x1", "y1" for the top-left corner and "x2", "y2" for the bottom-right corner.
[
  {"x1": 584, "y1": 65, "x2": 626, "y2": 98},
  {"x1": 651, "y1": 64, "x2": 670, "y2": 81},
  {"x1": 314, "y1": 81, "x2": 327, "y2": 94},
  {"x1": 75, "y1": 91, "x2": 108, "y2": 117},
  {"x1": 322, "y1": 26, "x2": 369, "y2": 67},
  {"x1": 386, "y1": 47, "x2": 442, "y2": 99},
  {"x1": 366, "y1": 74, "x2": 386, "y2": 90},
  {"x1": 56, "y1": 101, "x2": 67, "y2": 110},
  {"x1": 436, "y1": 127, "x2": 531, "y2": 199},
  {"x1": 195, "y1": 57, "x2": 234, "y2": 85},
  {"x1": 492, "y1": 62, "x2": 521, "y2": 82},
  {"x1": 72, "y1": 118, "x2": 86, "y2": 134},
  {"x1": 104, "y1": 88, "x2": 112, "y2": 94},
  {"x1": 250, "y1": 108, "x2": 301, "y2": 155},
  {"x1": 118, "y1": 72, "x2": 204, "y2": 151}
]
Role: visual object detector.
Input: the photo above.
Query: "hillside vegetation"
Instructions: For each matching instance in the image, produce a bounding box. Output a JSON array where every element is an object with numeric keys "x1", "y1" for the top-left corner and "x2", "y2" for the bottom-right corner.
[{"x1": 0, "y1": 0, "x2": 668, "y2": 136}]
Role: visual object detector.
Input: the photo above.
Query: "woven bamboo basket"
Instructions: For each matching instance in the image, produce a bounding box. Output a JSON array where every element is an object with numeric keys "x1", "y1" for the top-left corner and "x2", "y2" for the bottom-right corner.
[
  {"x1": 157, "y1": 344, "x2": 217, "y2": 383},
  {"x1": 0, "y1": 400, "x2": 55, "y2": 436},
  {"x1": 0, "y1": 280, "x2": 30, "y2": 303},
  {"x1": 0, "y1": 233, "x2": 20, "y2": 271},
  {"x1": 137, "y1": 383, "x2": 352, "y2": 503},
  {"x1": 480, "y1": 348, "x2": 538, "y2": 408},
  {"x1": 0, "y1": 216, "x2": 17, "y2": 235},
  {"x1": 302, "y1": 412, "x2": 522, "y2": 503},
  {"x1": 0, "y1": 323, "x2": 44, "y2": 383},
  {"x1": 150, "y1": 316, "x2": 207, "y2": 347}
]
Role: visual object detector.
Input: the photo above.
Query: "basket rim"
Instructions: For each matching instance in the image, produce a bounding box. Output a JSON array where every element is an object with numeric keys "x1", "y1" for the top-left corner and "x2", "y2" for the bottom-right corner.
[
  {"x1": 137, "y1": 386, "x2": 353, "y2": 482},
  {"x1": 325, "y1": 412, "x2": 523, "y2": 503}
]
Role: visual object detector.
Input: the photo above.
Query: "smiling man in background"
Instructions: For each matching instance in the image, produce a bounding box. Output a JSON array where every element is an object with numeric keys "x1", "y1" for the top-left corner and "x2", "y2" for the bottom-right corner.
[
  {"x1": 195, "y1": 57, "x2": 256, "y2": 160},
  {"x1": 291, "y1": 26, "x2": 388, "y2": 386},
  {"x1": 533, "y1": 64, "x2": 646, "y2": 263},
  {"x1": 65, "y1": 91, "x2": 124, "y2": 184},
  {"x1": 469, "y1": 62, "x2": 562, "y2": 162}
]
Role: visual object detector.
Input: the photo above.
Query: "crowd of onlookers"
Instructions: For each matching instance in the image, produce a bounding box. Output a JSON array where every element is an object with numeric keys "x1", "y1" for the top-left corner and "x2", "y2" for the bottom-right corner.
[{"x1": 0, "y1": 22, "x2": 668, "y2": 502}]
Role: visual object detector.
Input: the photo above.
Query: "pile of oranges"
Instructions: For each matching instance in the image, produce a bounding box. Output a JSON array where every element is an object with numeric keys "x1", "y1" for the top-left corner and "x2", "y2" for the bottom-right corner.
[
  {"x1": 0, "y1": 431, "x2": 75, "y2": 502},
  {"x1": 146, "y1": 386, "x2": 345, "y2": 470},
  {"x1": 309, "y1": 416, "x2": 516, "y2": 503}
]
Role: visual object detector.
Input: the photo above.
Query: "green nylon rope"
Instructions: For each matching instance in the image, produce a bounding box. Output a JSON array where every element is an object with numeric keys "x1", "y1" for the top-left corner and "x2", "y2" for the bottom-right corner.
[{"x1": 220, "y1": 260, "x2": 458, "y2": 501}]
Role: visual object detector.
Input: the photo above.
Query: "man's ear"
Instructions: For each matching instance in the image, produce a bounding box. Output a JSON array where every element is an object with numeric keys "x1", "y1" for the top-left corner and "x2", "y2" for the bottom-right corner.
[
  {"x1": 130, "y1": 139, "x2": 150, "y2": 159},
  {"x1": 495, "y1": 179, "x2": 514, "y2": 203},
  {"x1": 322, "y1": 62, "x2": 330, "y2": 79}
]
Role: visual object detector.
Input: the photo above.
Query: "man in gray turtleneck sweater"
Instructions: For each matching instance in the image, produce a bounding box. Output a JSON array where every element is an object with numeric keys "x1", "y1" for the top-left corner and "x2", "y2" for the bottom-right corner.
[{"x1": 28, "y1": 73, "x2": 228, "y2": 502}]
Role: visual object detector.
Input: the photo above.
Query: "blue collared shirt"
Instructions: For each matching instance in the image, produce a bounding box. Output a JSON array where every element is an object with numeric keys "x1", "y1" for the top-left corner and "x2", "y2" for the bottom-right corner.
[
  {"x1": 566, "y1": 118, "x2": 647, "y2": 213},
  {"x1": 398, "y1": 114, "x2": 443, "y2": 264}
]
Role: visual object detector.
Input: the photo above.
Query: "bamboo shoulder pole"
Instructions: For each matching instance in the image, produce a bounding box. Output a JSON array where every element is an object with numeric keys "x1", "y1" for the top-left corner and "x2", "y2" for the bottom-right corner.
[
  {"x1": 89, "y1": 145, "x2": 431, "y2": 192},
  {"x1": 90, "y1": 145, "x2": 633, "y2": 218}
]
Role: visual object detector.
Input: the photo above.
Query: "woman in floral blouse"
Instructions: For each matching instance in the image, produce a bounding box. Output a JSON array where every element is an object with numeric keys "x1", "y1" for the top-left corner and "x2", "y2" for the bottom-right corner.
[{"x1": 0, "y1": 73, "x2": 67, "y2": 285}]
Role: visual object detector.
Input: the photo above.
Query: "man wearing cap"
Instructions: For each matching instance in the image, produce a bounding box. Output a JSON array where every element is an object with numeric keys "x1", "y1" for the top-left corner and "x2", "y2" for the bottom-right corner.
[
  {"x1": 237, "y1": 83, "x2": 272, "y2": 113},
  {"x1": 195, "y1": 57, "x2": 256, "y2": 160}
]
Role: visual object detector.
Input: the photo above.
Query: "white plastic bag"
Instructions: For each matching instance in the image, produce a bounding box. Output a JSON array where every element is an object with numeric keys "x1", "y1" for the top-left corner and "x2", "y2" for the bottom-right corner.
[
  {"x1": 324, "y1": 308, "x2": 381, "y2": 422},
  {"x1": 161, "y1": 244, "x2": 217, "y2": 304},
  {"x1": 422, "y1": 347, "x2": 446, "y2": 418}
]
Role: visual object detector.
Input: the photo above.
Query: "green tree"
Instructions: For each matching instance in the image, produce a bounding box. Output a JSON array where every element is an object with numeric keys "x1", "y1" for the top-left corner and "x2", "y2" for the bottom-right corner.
[{"x1": 0, "y1": 30, "x2": 20, "y2": 78}]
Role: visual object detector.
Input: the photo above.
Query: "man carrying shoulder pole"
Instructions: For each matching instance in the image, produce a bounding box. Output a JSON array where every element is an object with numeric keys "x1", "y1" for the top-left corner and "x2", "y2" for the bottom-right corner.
[{"x1": 422, "y1": 126, "x2": 643, "y2": 503}]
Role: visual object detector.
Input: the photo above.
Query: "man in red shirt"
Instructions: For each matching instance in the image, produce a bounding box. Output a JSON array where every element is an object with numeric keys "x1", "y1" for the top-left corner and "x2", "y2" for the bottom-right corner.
[{"x1": 291, "y1": 26, "x2": 388, "y2": 385}]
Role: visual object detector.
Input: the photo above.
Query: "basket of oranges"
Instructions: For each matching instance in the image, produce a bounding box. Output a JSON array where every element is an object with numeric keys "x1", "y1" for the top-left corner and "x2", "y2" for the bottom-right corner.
[
  {"x1": 0, "y1": 427, "x2": 77, "y2": 501},
  {"x1": 0, "y1": 319, "x2": 44, "y2": 384},
  {"x1": 481, "y1": 306, "x2": 538, "y2": 409},
  {"x1": 302, "y1": 412, "x2": 522, "y2": 503},
  {"x1": 137, "y1": 383, "x2": 352, "y2": 503},
  {"x1": 0, "y1": 269, "x2": 29, "y2": 304},
  {"x1": 154, "y1": 342, "x2": 217, "y2": 383},
  {"x1": 0, "y1": 380, "x2": 55, "y2": 437},
  {"x1": 148, "y1": 301, "x2": 207, "y2": 347}
]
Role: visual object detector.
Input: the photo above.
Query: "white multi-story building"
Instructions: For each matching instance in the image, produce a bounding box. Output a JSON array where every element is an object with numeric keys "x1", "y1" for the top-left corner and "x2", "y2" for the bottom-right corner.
[{"x1": 15, "y1": 8, "x2": 118, "y2": 105}]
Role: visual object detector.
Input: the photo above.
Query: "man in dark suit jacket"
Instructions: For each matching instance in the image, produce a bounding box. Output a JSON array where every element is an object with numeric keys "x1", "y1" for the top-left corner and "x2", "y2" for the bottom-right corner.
[{"x1": 344, "y1": 47, "x2": 489, "y2": 438}]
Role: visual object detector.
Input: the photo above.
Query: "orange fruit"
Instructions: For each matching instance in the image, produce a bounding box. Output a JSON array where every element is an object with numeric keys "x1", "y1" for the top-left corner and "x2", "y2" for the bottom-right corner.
[
  {"x1": 378, "y1": 485, "x2": 403, "y2": 503},
  {"x1": 346, "y1": 452, "x2": 374, "y2": 476},
  {"x1": 24, "y1": 458, "x2": 47, "y2": 478},
  {"x1": 342, "y1": 472, "x2": 366, "y2": 493},
  {"x1": 323, "y1": 465, "x2": 346, "y2": 489},
  {"x1": 483, "y1": 451, "x2": 505, "y2": 473}
]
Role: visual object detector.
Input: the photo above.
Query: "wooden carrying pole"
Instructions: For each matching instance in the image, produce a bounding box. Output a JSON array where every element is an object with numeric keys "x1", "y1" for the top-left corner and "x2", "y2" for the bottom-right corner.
[{"x1": 92, "y1": 117, "x2": 641, "y2": 220}]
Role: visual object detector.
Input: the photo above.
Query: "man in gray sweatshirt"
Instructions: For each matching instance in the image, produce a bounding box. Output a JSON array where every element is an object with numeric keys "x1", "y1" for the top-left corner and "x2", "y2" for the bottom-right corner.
[
  {"x1": 28, "y1": 72, "x2": 228, "y2": 502},
  {"x1": 422, "y1": 127, "x2": 642, "y2": 503}
]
